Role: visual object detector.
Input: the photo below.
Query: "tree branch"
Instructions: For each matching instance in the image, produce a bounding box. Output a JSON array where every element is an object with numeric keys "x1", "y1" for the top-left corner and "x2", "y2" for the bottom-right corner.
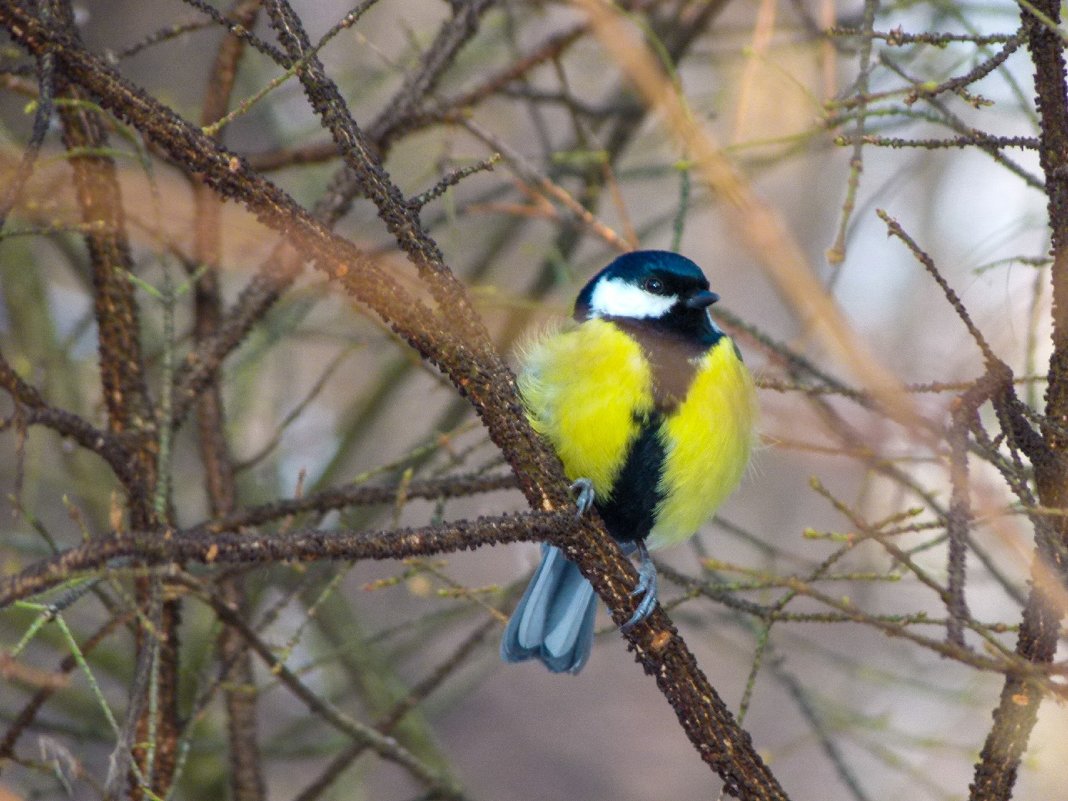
[{"x1": 969, "y1": 2, "x2": 1068, "y2": 797}]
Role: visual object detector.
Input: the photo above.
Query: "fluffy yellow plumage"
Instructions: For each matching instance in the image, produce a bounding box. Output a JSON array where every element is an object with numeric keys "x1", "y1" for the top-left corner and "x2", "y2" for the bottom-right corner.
[
  {"x1": 501, "y1": 250, "x2": 756, "y2": 673},
  {"x1": 518, "y1": 319, "x2": 651, "y2": 497},
  {"x1": 518, "y1": 317, "x2": 756, "y2": 551},
  {"x1": 654, "y1": 336, "x2": 756, "y2": 548}
]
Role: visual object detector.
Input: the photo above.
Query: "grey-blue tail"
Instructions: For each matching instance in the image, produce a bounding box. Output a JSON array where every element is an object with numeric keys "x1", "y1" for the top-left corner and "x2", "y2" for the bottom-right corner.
[{"x1": 500, "y1": 544, "x2": 598, "y2": 674}]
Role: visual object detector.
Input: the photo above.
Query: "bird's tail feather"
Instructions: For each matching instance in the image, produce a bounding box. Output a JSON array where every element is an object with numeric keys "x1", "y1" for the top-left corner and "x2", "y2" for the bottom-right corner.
[{"x1": 501, "y1": 544, "x2": 598, "y2": 674}]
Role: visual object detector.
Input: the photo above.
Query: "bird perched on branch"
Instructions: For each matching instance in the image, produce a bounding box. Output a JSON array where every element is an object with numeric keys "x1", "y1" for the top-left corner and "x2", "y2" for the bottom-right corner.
[{"x1": 501, "y1": 250, "x2": 756, "y2": 673}]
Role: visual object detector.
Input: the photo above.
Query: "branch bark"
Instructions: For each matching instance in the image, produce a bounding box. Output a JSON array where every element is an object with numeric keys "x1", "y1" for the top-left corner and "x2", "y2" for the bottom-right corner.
[
  {"x1": 0, "y1": 5, "x2": 789, "y2": 798},
  {"x1": 969, "y1": 2, "x2": 1068, "y2": 798}
]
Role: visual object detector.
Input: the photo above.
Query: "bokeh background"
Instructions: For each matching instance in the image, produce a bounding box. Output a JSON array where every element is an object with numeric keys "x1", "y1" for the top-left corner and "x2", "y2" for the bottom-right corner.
[{"x1": 1, "y1": 1, "x2": 1066, "y2": 800}]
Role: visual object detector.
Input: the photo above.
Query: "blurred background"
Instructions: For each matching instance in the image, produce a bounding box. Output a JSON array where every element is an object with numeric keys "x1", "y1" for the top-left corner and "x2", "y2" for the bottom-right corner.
[{"x1": 1, "y1": 1, "x2": 1065, "y2": 800}]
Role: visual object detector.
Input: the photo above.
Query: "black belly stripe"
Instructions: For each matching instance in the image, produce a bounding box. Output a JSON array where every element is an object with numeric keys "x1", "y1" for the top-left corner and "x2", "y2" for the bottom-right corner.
[{"x1": 596, "y1": 414, "x2": 666, "y2": 544}]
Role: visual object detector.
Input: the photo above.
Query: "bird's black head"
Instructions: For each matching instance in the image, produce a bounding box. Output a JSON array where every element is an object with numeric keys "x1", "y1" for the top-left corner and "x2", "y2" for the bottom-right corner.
[{"x1": 574, "y1": 251, "x2": 723, "y2": 344}]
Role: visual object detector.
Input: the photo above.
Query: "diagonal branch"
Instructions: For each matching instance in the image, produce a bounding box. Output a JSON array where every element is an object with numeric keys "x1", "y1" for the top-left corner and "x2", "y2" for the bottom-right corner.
[
  {"x1": 0, "y1": 7, "x2": 790, "y2": 797},
  {"x1": 263, "y1": 0, "x2": 488, "y2": 347}
]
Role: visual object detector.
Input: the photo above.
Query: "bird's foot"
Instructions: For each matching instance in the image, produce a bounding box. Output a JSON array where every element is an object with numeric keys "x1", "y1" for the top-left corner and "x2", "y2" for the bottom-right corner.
[
  {"x1": 621, "y1": 542, "x2": 658, "y2": 632},
  {"x1": 570, "y1": 477, "x2": 595, "y2": 517}
]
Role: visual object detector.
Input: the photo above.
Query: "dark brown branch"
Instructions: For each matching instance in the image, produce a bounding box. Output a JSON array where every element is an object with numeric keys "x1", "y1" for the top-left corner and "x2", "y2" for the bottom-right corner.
[
  {"x1": 0, "y1": 7, "x2": 790, "y2": 797},
  {"x1": 903, "y1": 34, "x2": 1021, "y2": 106},
  {"x1": 0, "y1": 512, "x2": 570, "y2": 609},
  {"x1": 42, "y1": 4, "x2": 173, "y2": 793},
  {"x1": 53, "y1": 33, "x2": 152, "y2": 443},
  {"x1": 263, "y1": 0, "x2": 489, "y2": 347},
  {"x1": 834, "y1": 134, "x2": 1038, "y2": 150},
  {"x1": 945, "y1": 379, "x2": 993, "y2": 646},
  {"x1": 830, "y1": 27, "x2": 1015, "y2": 46},
  {"x1": 968, "y1": 3, "x2": 1068, "y2": 798}
]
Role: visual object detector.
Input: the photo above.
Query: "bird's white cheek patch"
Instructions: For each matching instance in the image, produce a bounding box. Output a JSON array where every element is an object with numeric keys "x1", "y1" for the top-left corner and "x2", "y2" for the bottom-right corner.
[{"x1": 588, "y1": 277, "x2": 676, "y2": 318}]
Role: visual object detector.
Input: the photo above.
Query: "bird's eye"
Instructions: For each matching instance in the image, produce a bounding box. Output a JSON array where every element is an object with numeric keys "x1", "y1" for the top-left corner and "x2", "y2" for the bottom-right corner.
[{"x1": 643, "y1": 278, "x2": 665, "y2": 294}]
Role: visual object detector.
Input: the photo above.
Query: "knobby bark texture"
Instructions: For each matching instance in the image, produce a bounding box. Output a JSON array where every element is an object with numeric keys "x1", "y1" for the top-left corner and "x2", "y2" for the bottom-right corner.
[
  {"x1": 0, "y1": 3, "x2": 788, "y2": 800},
  {"x1": 969, "y1": 2, "x2": 1068, "y2": 799},
  {"x1": 4, "y1": 3, "x2": 1068, "y2": 800}
]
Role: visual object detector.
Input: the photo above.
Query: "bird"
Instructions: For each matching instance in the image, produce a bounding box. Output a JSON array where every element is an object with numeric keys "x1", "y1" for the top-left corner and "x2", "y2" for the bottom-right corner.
[{"x1": 500, "y1": 250, "x2": 756, "y2": 674}]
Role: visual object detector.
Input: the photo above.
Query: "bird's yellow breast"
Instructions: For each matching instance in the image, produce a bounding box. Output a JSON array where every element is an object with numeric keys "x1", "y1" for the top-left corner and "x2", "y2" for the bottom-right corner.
[
  {"x1": 519, "y1": 319, "x2": 653, "y2": 498},
  {"x1": 519, "y1": 318, "x2": 756, "y2": 550},
  {"x1": 650, "y1": 338, "x2": 756, "y2": 549}
]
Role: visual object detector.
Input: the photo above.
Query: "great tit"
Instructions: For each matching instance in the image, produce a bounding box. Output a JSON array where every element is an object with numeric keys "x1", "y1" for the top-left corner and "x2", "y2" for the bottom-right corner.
[{"x1": 501, "y1": 250, "x2": 756, "y2": 673}]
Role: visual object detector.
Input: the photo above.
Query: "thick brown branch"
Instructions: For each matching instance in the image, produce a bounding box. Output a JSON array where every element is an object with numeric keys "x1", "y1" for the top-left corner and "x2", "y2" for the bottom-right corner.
[
  {"x1": 969, "y1": 3, "x2": 1068, "y2": 798},
  {"x1": 0, "y1": 512, "x2": 569, "y2": 609},
  {"x1": 42, "y1": 5, "x2": 173, "y2": 794},
  {"x1": 0, "y1": 7, "x2": 789, "y2": 797},
  {"x1": 47, "y1": 3, "x2": 152, "y2": 442},
  {"x1": 263, "y1": 0, "x2": 489, "y2": 347}
]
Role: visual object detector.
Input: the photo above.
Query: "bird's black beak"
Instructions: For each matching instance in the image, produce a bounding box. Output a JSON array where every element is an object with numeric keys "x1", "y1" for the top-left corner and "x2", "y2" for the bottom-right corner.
[{"x1": 685, "y1": 290, "x2": 720, "y2": 309}]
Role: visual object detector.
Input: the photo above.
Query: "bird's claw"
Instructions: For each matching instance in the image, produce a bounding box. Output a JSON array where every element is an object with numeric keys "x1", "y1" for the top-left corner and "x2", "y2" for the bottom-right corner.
[
  {"x1": 570, "y1": 477, "x2": 595, "y2": 517},
  {"x1": 620, "y1": 545, "x2": 658, "y2": 632}
]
